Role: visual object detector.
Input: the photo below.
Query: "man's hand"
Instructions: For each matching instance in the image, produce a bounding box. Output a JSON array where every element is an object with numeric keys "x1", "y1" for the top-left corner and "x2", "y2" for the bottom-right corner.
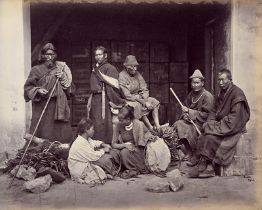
[
  {"x1": 182, "y1": 113, "x2": 191, "y2": 122},
  {"x1": 101, "y1": 144, "x2": 111, "y2": 153},
  {"x1": 181, "y1": 105, "x2": 189, "y2": 113},
  {"x1": 136, "y1": 98, "x2": 146, "y2": 106},
  {"x1": 103, "y1": 144, "x2": 112, "y2": 149},
  {"x1": 102, "y1": 147, "x2": 110, "y2": 153},
  {"x1": 37, "y1": 88, "x2": 48, "y2": 95},
  {"x1": 125, "y1": 143, "x2": 136, "y2": 152},
  {"x1": 55, "y1": 70, "x2": 64, "y2": 79},
  {"x1": 145, "y1": 101, "x2": 154, "y2": 110}
]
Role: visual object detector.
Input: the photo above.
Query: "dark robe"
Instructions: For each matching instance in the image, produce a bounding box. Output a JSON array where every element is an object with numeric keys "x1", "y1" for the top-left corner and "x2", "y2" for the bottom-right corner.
[
  {"x1": 173, "y1": 89, "x2": 214, "y2": 151},
  {"x1": 90, "y1": 60, "x2": 125, "y2": 144},
  {"x1": 112, "y1": 119, "x2": 149, "y2": 173},
  {"x1": 24, "y1": 62, "x2": 73, "y2": 143},
  {"x1": 197, "y1": 84, "x2": 250, "y2": 166}
]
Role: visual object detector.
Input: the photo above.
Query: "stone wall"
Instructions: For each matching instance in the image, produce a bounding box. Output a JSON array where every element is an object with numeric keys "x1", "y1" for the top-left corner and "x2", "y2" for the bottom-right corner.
[
  {"x1": 231, "y1": 0, "x2": 262, "y2": 156},
  {"x1": 0, "y1": 0, "x2": 31, "y2": 156}
]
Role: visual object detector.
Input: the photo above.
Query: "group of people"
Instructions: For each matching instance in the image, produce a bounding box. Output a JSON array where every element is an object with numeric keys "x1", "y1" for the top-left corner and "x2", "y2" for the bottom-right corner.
[{"x1": 24, "y1": 42, "x2": 250, "y2": 184}]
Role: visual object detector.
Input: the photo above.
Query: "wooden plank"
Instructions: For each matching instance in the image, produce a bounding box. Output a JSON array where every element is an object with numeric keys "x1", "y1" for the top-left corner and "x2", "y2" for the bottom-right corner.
[
  {"x1": 129, "y1": 41, "x2": 149, "y2": 62},
  {"x1": 71, "y1": 63, "x2": 91, "y2": 83},
  {"x1": 158, "y1": 104, "x2": 167, "y2": 124},
  {"x1": 138, "y1": 63, "x2": 150, "y2": 83},
  {"x1": 150, "y1": 83, "x2": 169, "y2": 103},
  {"x1": 72, "y1": 104, "x2": 88, "y2": 126},
  {"x1": 73, "y1": 82, "x2": 91, "y2": 104},
  {"x1": 169, "y1": 63, "x2": 188, "y2": 83},
  {"x1": 167, "y1": 103, "x2": 182, "y2": 125},
  {"x1": 150, "y1": 42, "x2": 169, "y2": 62},
  {"x1": 111, "y1": 41, "x2": 130, "y2": 62},
  {"x1": 71, "y1": 126, "x2": 78, "y2": 138},
  {"x1": 71, "y1": 44, "x2": 91, "y2": 63},
  {"x1": 111, "y1": 62, "x2": 124, "y2": 73},
  {"x1": 169, "y1": 83, "x2": 188, "y2": 104},
  {"x1": 170, "y1": 31, "x2": 188, "y2": 62},
  {"x1": 150, "y1": 63, "x2": 169, "y2": 83}
]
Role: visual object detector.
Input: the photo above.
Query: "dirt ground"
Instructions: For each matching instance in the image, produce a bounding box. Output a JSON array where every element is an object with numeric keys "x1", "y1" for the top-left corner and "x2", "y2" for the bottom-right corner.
[{"x1": 0, "y1": 160, "x2": 261, "y2": 210}]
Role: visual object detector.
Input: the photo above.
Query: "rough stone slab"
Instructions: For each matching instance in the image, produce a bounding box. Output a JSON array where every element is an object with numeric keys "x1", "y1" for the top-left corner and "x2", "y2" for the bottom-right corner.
[
  {"x1": 10, "y1": 165, "x2": 36, "y2": 181},
  {"x1": 145, "y1": 176, "x2": 170, "y2": 193},
  {"x1": 166, "y1": 169, "x2": 184, "y2": 192},
  {"x1": 24, "y1": 174, "x2": 52, "y2": 193}
]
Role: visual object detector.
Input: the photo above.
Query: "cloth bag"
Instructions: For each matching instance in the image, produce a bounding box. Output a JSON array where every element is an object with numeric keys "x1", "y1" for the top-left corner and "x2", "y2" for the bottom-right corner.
[{"x1": 145, "y1": 137, "x2": 171, "y2": 173}]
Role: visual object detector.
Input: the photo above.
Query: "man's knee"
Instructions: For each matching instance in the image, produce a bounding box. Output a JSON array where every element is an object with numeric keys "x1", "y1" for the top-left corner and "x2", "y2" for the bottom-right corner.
[{"x1": 120, "y1": 148, "x2": 130, "y2": 158}]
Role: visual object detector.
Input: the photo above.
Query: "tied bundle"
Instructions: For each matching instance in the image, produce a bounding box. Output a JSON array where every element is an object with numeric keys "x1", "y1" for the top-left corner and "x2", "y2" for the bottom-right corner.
[
  {"x1": 159, "y1": 126, "x2": 180, "y2": 162},
  {"x1": 3, "y1": 140, "x2": 70, "y2": 177}
]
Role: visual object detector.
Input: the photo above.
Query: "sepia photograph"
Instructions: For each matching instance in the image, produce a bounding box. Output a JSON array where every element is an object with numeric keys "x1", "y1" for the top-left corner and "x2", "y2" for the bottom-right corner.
[{"x1": 0, "y1": 0, "x2": 261, "y2": 209}]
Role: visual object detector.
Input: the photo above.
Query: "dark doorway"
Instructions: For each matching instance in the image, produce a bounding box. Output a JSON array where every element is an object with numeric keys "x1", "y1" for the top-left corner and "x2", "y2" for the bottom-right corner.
[{"x1": 30, "y1": 2, "x2": 230, "y2": 129}]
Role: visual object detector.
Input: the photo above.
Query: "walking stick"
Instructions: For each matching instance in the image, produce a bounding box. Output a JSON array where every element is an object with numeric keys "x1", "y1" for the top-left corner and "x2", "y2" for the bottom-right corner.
[
  {"x1": 8, "y1": 78, "x2": 59, "y2": 188},
  {"x1": 169, "y1": 88, "x2": 202, "y2": 135}
]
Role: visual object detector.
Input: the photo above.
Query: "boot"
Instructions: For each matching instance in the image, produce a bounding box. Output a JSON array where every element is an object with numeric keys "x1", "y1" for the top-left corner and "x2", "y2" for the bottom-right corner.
[
  {"x1": 198, "y1": 156, "x2": 208, "y2": 172},
  {"x1": 187, "y1": 156, "x2": 208, "y2": 178},
  {"x1": 186, "y1": 155, "x2": 199, "y2": 167}
]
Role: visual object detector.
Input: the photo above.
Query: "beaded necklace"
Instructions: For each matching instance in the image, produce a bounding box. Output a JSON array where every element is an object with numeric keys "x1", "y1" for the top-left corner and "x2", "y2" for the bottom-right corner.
[
  {"x1": 191, "y1": 89, "x2": 205, "y2": 104},
  {"x1": 125, "y1": 122, "x2": 134, "y2": 131}
]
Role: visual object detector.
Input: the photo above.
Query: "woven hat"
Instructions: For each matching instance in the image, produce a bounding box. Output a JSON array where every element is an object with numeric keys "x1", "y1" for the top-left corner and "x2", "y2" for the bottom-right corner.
[
  {"x1": 189, "y1": 69, "x2": 204, "y2": 79},
  {"x1": 123, "y1": 55, "x2": 139, "y2": 66}
]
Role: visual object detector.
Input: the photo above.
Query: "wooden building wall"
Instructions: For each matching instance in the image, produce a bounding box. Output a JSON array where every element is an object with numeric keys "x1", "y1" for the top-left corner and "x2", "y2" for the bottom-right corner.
[{"x1": 30, "y1": 3, "x2": 227, "y2": 129}]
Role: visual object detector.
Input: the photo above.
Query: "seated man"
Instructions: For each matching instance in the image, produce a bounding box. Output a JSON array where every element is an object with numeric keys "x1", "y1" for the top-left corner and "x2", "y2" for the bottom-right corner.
[
  {"x1": 68, "y1": 118, "x2": 121, "y2": 184},
  {"x1": 188, "y1": 69, "x2": 250, "y2": 178},
  {"x1": 119, "y1": 55, "x2": 161, "y2": 133},
  {"x1": 172, "y1": 69, "x2": 214, "y2": 164}
]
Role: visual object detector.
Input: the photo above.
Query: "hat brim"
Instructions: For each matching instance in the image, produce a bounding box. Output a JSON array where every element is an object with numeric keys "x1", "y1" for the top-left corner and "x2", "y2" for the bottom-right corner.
[
  {"x1": 190, "y1": 76, "x2": 205, "y2": 79},
  {"x1": 124, "y1": 62, "x2": 139, "y2": 66}
]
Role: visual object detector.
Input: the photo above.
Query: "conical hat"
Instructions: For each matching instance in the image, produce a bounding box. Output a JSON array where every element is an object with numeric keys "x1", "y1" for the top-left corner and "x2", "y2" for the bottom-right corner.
[
  {"x1": 189, "y1": 69, "x2": 204, "y2": 79},
  {"x1": 123, "y1": 55, "x2": 139, "y2": 66}
]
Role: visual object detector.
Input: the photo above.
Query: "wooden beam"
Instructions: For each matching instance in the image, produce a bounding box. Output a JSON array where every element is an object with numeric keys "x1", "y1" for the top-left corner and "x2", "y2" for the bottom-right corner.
[{"x1": 31, "y1": 8, "x2": 71, "y2": 63}]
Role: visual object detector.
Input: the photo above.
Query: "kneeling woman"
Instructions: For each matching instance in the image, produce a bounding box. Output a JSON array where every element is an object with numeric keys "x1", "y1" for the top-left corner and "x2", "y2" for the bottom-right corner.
[
  {"x1": 112, "y1": 106, "x2": 150, "y2": 177},
  {"x1": 68, "y1": 118, "x2": 120, "y2": 185}
]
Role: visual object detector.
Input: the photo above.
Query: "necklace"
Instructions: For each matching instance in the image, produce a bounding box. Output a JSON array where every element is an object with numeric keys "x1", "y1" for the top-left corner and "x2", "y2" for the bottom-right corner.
[
  {"x1": 125, "y1": 122, "x2": 133, "y2": 131},
  {"x1": 191, "y1": 89, "x2": 205, "y2": 104}
]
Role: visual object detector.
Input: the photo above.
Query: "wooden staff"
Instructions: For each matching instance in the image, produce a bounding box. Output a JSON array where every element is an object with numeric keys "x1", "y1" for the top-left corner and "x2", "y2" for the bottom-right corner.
[
  {"x1": 8, "y1": 78, "x2": 59, "y2": 188},
  {"x1": 170, "y1": 88, "x2": 202, "y2": 135}
]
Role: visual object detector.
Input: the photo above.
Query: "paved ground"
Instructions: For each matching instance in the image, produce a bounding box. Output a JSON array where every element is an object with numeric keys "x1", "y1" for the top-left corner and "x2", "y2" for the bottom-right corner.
[{"x1": 0, "y1": 161, "x2": 261, "y2": 210}]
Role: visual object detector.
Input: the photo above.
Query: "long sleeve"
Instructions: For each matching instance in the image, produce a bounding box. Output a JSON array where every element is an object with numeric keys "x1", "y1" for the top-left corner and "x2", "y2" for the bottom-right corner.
[
  {"x1": 119, "y1": 73, "x2": 138, "y2": 101},
  {"x1": 204, "y1": 102, "x2": 246, "y2": 136},
  {"x1": 56, "y1": 62, "x2": 72, "y2": 89},
  {"x1": 188, "y1": 93, "x2": 214, "y2": 124},
  {"x1": 106, "y1": 85, "x2": 125, "y2": 106},
  {"x1": 137, "y1": 73, "x2": 149, "y2": 99},
  {"x1": 69, "y1": 137, "x2": 105, "y2": 162},
  {"x1": 24, "y1": 67, "x2": 41, "y2": 102}
]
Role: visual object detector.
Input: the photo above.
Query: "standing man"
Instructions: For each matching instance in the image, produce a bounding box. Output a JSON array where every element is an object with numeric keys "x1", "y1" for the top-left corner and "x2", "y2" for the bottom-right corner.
[
  {"x1": 172, "y1": 69, "x2": 214, "y2": 164},
  {"x1": 188, "y1": 69, "x2": 250, "y2": 178},
  {"x1": 89, "y1": 46, "x2": 125, "y2": 144},
  {"x1": 24, "y1": 43, "x2": 73, "y2": 143}
]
